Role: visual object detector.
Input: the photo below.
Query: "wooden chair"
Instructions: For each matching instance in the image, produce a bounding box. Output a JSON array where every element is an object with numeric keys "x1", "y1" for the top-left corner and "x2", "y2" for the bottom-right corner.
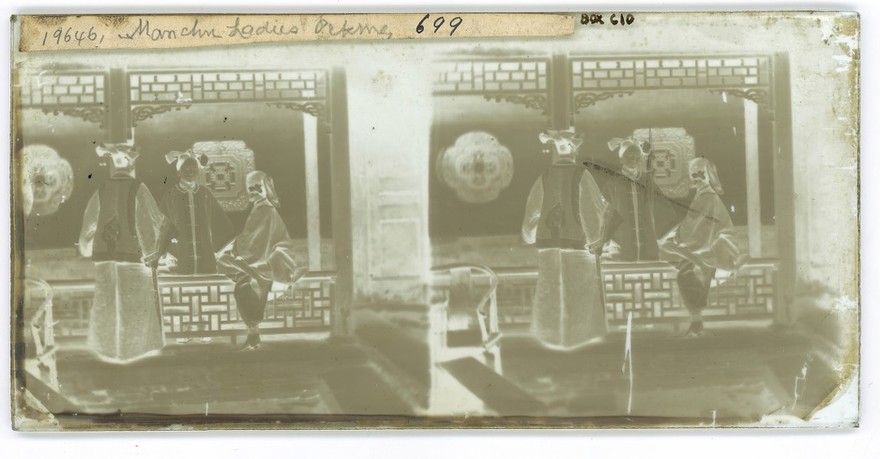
[{"x1": 432, "y1": 264, "x2": 502, "y2": 356}]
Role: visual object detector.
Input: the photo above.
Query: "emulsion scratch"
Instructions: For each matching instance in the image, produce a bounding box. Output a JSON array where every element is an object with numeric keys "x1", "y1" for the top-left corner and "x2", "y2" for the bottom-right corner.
[
  {"x1": 832, "y1": 295, "x2": 858, "y2": 312},
  {"x1": 829, "y1": 22, "x2": 859, "y2": 73},
  {"x1": 176, "y1": 91, "x2": 193, "y2": 104},
  {"x1": 832, "y1": 54, "x2": 852, "y2": 73},
  {"x1": 833, "y1": 361, "x2": 858, "y2": 374},
  {"x1": 792, "y1": 359, "x2": 809, "y2": 410},
  {"x1": 35, "y1": 70, "x2": 47, "y2": 88},
  {"x1": 621, "y1": 311, "x2": 633, "y2": 415}
]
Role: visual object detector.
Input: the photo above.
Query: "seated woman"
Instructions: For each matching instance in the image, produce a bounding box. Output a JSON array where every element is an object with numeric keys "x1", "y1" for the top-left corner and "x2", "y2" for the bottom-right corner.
[
  {"x1": 660, "y1": 157, "x2": 745, "y2": 337},
  {"x1": 217, "y1": 171, "x2": 307, "y2": 351}
]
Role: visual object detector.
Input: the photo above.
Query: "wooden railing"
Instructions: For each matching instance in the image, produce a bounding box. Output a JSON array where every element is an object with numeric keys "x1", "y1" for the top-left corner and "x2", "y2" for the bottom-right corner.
[
  {"x1": 39, "y1": 259, "x2": 776, "y2": 341},
  {"x1": 448, "y1": 259, "x2": 778, "y2": 331},
  {"x1": 46, "y1": 272, "x2": 335, "y2": 341}
]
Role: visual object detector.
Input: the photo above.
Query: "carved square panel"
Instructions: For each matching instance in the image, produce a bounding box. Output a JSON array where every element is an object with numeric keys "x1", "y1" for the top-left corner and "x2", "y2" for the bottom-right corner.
[
  {"x1": 191, "y1": 140, "x2": 256, "y2": 212},
  {"x1": 633, "y1": 128, "x2": 696, "y2": 199}
]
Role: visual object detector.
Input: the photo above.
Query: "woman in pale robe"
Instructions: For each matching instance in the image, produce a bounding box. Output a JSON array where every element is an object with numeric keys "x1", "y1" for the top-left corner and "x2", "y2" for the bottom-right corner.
[
  {"x1": 521, "y1": 129, "x2": 608, "y2": 350},
  {"x1": 660, "y1": 157, "x2": 744, "y2": 337},
  {"x1": 78, "y1": 143, "x2": 167, "y2": 364},
  {"x1": 218, "y1": 171, "x2": 305, "y2": 351}
]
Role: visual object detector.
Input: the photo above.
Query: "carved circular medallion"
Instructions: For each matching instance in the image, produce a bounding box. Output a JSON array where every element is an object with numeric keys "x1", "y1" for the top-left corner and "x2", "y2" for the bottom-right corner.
[
  {"x1": 437, "y1": 132, "x2": 514, "y2": 204},
  {"x1": 21, "y1": 144, "x2": 74, "y2": 217}
]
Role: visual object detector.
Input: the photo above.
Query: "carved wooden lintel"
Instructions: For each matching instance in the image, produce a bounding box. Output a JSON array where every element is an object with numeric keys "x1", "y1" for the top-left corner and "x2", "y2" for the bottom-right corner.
[
  {"x1": 483, "y1": 93, "x2": 547, "y2": 114},
  {"x1": 41, "y1": 106, "x2": 106, "y2": 128},
  {"x1": 266, "y1": 101, "x2": 325, "y2": 118},
  {"x1": 131, "y1": 104, "x2": 193, "y2": 127},
  {"x1": 709, "y1": 88, "x2": 770, "y2": 107},
  {"x1": 572, "y1": 91, "x2": 635, "y2": 113}
]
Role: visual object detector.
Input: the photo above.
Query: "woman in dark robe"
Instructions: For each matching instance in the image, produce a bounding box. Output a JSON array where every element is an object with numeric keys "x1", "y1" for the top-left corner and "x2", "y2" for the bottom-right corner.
[
  {"x1": 157, "y1": 150, "x2": 235, "y2": 344},
  {"x1": 218, "y1": 171, "x2": 306, "y2": 350},
  {"x1": 589, "y1": 137, "x2": 659, "y2": 262},
  {"x1": 158, "y1": 150, "x2": 234, "y2": 276}
]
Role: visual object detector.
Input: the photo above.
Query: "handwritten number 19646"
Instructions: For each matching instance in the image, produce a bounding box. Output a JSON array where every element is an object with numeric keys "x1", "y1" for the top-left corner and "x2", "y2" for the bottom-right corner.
[
  {"x1": 416, "y1": 14, "x2": 463, "y2": 36},
  {"x1": 41, "y1": 26, "x2": 105, "y2": 47}
]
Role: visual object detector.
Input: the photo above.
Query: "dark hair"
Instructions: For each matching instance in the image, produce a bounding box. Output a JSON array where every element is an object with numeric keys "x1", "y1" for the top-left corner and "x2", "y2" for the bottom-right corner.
[
  {"x1": 690, "y1": 157, "x2": 724, "y2": 195},
  {"x1": 179, "y1": 156, "x2": 199, "y2": 168},
  {"x1": 621, "y1": 145, "x2": 642, "y2": 161}
]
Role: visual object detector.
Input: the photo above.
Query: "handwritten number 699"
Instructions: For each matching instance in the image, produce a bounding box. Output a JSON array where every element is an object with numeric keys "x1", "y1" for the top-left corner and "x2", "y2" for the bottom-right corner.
[{"x1": 416, "y1": 14, "x2": 463, "y2": 36}]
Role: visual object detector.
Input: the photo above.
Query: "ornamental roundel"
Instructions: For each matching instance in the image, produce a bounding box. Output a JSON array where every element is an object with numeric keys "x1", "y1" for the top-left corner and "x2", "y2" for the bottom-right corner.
[
  {"x1": 21, "y1": 144, "x2": 75, "y2": 217},
  {"x1": 436, "y1": 132, "x2": 514, "y2": 204}
]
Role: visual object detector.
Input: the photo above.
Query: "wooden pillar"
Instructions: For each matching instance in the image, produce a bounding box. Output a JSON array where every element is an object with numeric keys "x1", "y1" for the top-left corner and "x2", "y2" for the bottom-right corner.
[
  {"x1": 10, "y1": 74, "x2": 28, "y2": 410},
  {"x1": 772, "y1": 53, "x2": 796, "y2": 325},
  {"x1": 303, "y1": 113, "x2": 322, "y2": 271},
  {"x1": 550, "y1": 54, "x2": 571, "y2": 129},
  {"x1": 329, "y1": 68, "x2": 353, "y2": 336},
  {"x1": 744, "y1": 99, "x2": 763, "y2": 257},
  {"x1": 106, "y1": 68, "x2": 131, "y2": 143}
]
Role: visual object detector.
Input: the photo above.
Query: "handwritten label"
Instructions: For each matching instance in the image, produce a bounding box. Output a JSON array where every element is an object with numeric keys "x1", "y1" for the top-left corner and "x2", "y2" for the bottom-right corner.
[
  {"x1": 581, "y1": 13, "x2": 637, "y2": 26},
  {"x1": 415, "y1": 14, "x2": 463, "y2": 36},
  {"x1": 41, "y1": 26, "x2": 106, "y2": 48},
  {"x1": 18, "y1": 14, "x2": 575, "y2": 52}
]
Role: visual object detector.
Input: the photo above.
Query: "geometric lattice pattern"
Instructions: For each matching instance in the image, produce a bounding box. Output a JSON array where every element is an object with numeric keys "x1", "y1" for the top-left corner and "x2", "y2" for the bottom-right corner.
[
  {"x1": 192, "y1": 140, "x2": 256, "y2": 212},
  {"x1": 434, "y1": 60, "x2": 549, "y2": 94},
  {"x1": 160, "y1": 275, "x2": 333, "y2": 337},
  {"x1": 706, "y1": 261, "x2": 777, "y2": 318},
  {"x1": 631, "y1": 127, "x2": 696, "y2": 200},
  {"x1": 603, "y1": 262, "x2": 681, "y2": 321},
  {"x1": 46, "y1": 275, "x2": 334, "y2": 340},
  {"x1": 571, "y1": 56, "x2": 771, "y2": 90},
  {"x1": 494, "y1": 271, "x2": 535, "y2": 326},
  {"x1": 128, "y1": 70, "x2": 328, "y2": 104},
  {"x1": 48, "y1": 281, "x2": 94, "y2": 338},
  {"x1": 18, "y1": 71, "x2": 107, "y2": 107}
]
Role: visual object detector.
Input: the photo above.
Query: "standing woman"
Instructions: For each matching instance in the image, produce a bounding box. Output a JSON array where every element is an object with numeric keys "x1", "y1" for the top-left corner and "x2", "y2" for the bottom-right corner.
[
  {"x1": 588, "y1": 137, "x2": 659, "y2": 262},
  {"x1": 158, "y1": 150, "x2": 234, "y2": 276},
  {"x1": 78, "y1": 142, "x2": 168, "y2": 363},
  {"x1": 218, "y1": 171, "x2": 306, "y2": 350},
  {"x1": 157, "y1": 150, "x2": 235, "y2": 344},
  {"x1": 521, "y1": 128, "x2": 608, "y2": 350},
  {"x1": 661, "y1": 157, "x2": 742, "y2": 337}
]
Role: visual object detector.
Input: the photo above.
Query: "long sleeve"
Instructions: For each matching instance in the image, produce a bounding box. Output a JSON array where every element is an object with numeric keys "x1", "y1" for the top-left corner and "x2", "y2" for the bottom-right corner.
[
  {"x1": 521, "y1": 178, "x2": 543, "y2": 244},
  {"x1": 155, "y1": 190, "x2": 176, "y2": 258},
  {"x1": 134, "y1": 183, "x2": 168, "y2": 260},
  {"x1": 599, "y1": 201, "x2": 621, "y2": 243},
  {"x1": 78, "y1": 191, "x2": 101, "y2": 258},
  {"x1": 677, "y1": 190, "x2": 732, "y2": 254},
  {"x1": 233, "y1": 201, "x2": 292, "y2": 266},
  {"x1": 208, "y1": 191, "x2": 235, "y2": 251},
  {"x1": 578, "y1": 169, "x2": 607, "y2": 244},
  {"x1": 646, "y1": 175, "x2": 657, "y2": 229}
]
